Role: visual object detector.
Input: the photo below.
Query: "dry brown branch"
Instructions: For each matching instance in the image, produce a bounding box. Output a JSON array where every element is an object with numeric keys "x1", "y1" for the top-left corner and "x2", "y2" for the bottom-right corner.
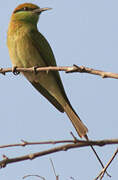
[
  {"x1": 0, "y1": 139, "x2": 118, "y2": 149},
  {"x1": 0, "y1": 65, "x2": 118, "y2": 79},
  {"x1": 0, "y1": 139, "x2": 118, "y2": 168},
  {"x1": 0, "y1": 139, "x2": 75, "y2": 148},
  {"x1": 50, "y1": 159, "x2": 59, "y2": 180},
  {"x1": 95, "y1": 148, "x2": 118, "y2": 180},
  {"x1": 22, "y1": 159, "x2": 59, "y2": 180},
  {"x1": 84, "y1": 135, "x2": 111, "y2": 177},
  {"x1": 23, "y1": 174, "x2": 46, "y2": 180}
]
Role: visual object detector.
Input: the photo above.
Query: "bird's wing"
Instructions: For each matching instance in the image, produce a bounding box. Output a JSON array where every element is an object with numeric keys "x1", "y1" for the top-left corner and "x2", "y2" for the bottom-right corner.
[{"x1": 29, "y1": 29, "x2": 69, "y2": 104}]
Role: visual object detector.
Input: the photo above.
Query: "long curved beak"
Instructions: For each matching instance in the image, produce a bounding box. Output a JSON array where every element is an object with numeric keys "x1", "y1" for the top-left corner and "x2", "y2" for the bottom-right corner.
[{"x1": 33, "y1": 7, "x2": 52, "y2": 14}]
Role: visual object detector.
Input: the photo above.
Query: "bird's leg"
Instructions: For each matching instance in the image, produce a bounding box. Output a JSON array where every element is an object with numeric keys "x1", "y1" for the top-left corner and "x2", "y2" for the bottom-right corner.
[{"x1": 12, "y1": 66, "x2": 20, "y2": 75}]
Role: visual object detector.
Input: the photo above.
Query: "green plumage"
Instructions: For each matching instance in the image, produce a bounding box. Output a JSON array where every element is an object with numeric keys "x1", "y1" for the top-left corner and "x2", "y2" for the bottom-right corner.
[{"x1": 7, "y1": 3, "x2": 88, "y2": 137}]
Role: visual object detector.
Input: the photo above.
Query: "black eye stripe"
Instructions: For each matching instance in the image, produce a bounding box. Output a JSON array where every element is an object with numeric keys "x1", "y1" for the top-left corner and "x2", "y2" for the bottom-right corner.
[{"x1": 14, "y1": 7, "x2": 38, "y2": 14}]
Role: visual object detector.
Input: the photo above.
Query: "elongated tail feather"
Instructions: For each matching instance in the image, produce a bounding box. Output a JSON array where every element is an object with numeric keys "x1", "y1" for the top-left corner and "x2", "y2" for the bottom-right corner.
[{"x1": 64, "y1": 103, "x2": 88, "y2": 137}]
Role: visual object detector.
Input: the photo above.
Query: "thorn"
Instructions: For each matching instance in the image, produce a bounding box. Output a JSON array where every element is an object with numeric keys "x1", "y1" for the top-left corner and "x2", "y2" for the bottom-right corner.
[
  {"x1": 21, "y1": 139, "x2": 27, "y2": 146},
  {"x1": 2, "y1": 154, "x2": 8, "y2": 160},
  {"x1": 70, "y1": 132, "x2": 78, "y2": 143},
  {"x1": 46, "y1": 70, "x2": 49, "y2": 74}
]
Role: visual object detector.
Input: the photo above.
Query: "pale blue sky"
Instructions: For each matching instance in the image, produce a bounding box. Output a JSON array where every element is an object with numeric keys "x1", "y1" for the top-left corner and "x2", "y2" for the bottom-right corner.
[{"x1": 0, "y1": 0, "x2": 118, "y2": 179}]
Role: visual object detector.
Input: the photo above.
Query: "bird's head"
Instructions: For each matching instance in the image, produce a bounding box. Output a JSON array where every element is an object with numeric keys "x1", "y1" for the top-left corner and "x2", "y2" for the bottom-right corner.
[{"x1": 11, "y1": 3, "x2": 51, "y2": 24}]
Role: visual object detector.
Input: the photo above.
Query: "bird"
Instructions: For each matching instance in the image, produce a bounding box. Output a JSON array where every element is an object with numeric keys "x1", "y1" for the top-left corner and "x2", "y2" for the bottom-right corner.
[
  {"x1": 7, "y1": 3, "x2": 107, "y2": 171},
  {"x1": 7, "y1": 3, "x2": 88, "y2": 138}
]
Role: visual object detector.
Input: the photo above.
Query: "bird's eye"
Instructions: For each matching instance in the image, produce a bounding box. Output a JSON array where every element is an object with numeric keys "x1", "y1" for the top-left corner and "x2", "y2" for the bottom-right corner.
[
  {"x1": 23, "y1": 7, "x2": 29, "y2": 11},
  {"x1": 13, "y1": 7, "x2": 34, "y2": 14}
]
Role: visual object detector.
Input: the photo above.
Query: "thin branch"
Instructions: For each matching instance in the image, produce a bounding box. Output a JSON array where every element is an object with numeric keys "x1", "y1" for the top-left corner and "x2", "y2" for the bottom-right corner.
[
  {"x1": 0, "y1": 139, "x2": 118, "y2": 149},
  {"x1": 23, "y1": 175, "x2": 46, "y2": 180},
  {"x1": 95, "y1": 148, "x2": 118, "y2": 180},
  {"x1": 85, "y1": 135, "x2": 110, "y2": 177},
  {"x1": 0, "y1": 139, "x2": 118, "y2": 168},
  {"x1": 0, "y1": 65, "x2": 118, "y2": 79},
  {"x1": 50, "y1": 159, "x2": 59, "y2": 180},
  {"x1": 0, "y1": 139, "x2": 76, "y2": 149},
  {"x1": 70, "y1": 131, "x2": 78, "y2": 141}
]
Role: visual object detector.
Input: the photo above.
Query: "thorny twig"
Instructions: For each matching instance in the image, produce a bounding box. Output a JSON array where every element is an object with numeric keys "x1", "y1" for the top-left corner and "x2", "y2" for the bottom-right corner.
[{"x1": 0, "y1": 65, "x2": 118, "y2": 79}]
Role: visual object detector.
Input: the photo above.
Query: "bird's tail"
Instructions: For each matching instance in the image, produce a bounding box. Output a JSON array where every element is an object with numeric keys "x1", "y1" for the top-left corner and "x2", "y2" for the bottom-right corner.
[
  {"x1": 64, "y1": 103, "x2": 109, "y2": 174},
  {"x1": 64, "y1": 103, "x2": 88, "y2": 137}
]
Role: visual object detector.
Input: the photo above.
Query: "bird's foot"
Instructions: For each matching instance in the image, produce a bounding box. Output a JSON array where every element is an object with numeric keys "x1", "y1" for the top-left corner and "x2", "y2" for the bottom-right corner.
[
  {"x1": 12, "y1": 66, "x2": 20, "y2": 75},
  {"x1": 33, "y1": 66, "x2": 38, "y2": 75}
]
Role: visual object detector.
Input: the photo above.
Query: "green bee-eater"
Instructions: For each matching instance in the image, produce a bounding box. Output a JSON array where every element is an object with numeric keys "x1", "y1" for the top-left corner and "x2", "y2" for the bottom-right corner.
[
  {"x1": 7, "y1": 3, "x2": 106, "y2": 170},
  {"x1": 7, "y1": 3, "x2": 88, "y2": 137}
]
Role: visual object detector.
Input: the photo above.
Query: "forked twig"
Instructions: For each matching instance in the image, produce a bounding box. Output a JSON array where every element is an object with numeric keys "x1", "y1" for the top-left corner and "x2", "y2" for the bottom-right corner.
[{"x1": 95, "y1": 148, "x2": 118, "y2": 180}]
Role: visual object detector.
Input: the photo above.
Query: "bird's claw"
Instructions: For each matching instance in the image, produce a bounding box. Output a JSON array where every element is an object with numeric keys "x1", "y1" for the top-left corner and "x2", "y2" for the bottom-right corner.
[
  {"x1": 33, "y1": 66, "x2": 38, "y2": 75},
  {"x1": 12, "y1": 66, "x2": 20, "y2": 75}
]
